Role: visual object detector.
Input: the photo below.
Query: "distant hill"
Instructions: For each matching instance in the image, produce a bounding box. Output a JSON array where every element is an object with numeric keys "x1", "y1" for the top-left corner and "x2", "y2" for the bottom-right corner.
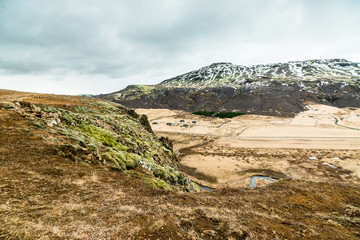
[{"x1": 102, "y1": 58, "x2": 360, "y2": 116}]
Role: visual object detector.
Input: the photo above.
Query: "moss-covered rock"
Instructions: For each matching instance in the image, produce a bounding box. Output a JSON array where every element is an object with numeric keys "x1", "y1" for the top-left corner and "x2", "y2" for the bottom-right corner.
[
  {"x1": 143, "y1": 177, "x2": 170, "y2": 190},
  {"x1": 11, "y1": 97, "x2": 196, "y2": 192},
  {"x1": 153, "y1": 166, "x2": 169, "y2": 181}
]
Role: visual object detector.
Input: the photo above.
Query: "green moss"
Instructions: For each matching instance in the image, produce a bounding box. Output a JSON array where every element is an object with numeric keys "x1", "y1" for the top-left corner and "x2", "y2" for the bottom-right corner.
[
  {"x1": 77, "y1": 124, "x2": 118, "y2": 147},
  {"x1": 33, "y1": 121, "x2": 45, "y2": 128},
  {"x1": 91, "y1": 101, "x2": 119, "y2": 112},
  {"x1": 102, "y1": 152, "x2": 125, "y2": 170},
  {"x1": 70, "y1": 136, "x2": 86, "y2": 146},
  {"x1": 74, "y1": 106, "x2": 92, "y2": 113},
  {"x1": 64, "y1": 143, "x2": 83, "y2": 154},
  {"x1": 170, "y1": 170, "x2": 184, "y2": 184},
  {"x1": 121, "y1": 152, "x2": 141, "y2": 169},
  {"x1": 143, "y1": 177, "x2": 170, "y2": 190},
  {"x1": 142, "y1": 156, "x2": 155, "y2": 164},
  {"x1": 42, "y1": 98, "x2": 190, "y2": 191},
  {"x1": 161, "y1": 146, "x2": 172, "y2": 154},
  {"x1": 86, "y1": 143, "x2": 98, "y2": 151},
  {"x1": 41, "y1": 106, "x2": 59, "y2": 113},
  {"x1": 60, "y1": 112, "x2": 78, "y2": 124},
  {"x1": 103, "y1": 150, "x2": 140, "y2": 170},
  {"x1": 147, "y1": 165, "x2": 185, "y2": 185},
  {"x1": 192, "y1": 182, "x2": 202, "y2": 192},
  {"x1": 153, "y1": 166, "x2": 169, "y2": 181}
]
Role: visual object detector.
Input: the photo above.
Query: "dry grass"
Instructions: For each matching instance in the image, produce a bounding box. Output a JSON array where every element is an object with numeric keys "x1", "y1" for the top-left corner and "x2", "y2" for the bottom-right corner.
[{"x1": 1, "y1": 90, "x2": 360, "y2": 239}]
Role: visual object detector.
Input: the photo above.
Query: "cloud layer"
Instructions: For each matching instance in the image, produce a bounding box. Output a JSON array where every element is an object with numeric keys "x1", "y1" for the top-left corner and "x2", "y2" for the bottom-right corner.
[{"x1": 0, "y1": 0, "x2": 359, "y2": 94}]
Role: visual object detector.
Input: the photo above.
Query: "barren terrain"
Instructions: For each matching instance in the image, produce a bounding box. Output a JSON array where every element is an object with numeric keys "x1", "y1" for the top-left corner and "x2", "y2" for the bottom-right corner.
[
  {"x1": 136, "y1": 105, "x2": 360, "y2": 189},
  {"x1": 1, "y1": 90, "x2": 360, "y2": 239}
]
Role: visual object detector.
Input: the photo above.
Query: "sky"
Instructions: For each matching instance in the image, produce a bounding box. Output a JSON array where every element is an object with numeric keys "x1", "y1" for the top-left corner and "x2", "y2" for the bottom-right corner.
[{"x1": 0, "y1": 0, "x2": 360, "y2": 95}]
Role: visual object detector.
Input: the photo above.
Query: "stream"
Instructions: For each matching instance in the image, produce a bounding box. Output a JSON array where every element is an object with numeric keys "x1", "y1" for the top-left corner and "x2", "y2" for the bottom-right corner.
[
  {"x1": 192, "y1": 181, "x2": 215, "y2": 191},
  {"x1": 247, "y1": 175, "x2": 278, "y2": 188},
  {"x1": 193, "y1": 175, "x2": 279, "y2": 191},
  {"x1": 182, "y1": 141, "x2": 280, "y2": 191}
]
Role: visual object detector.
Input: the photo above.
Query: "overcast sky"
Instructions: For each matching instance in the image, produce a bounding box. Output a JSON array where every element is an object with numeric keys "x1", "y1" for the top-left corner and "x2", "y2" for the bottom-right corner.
[{"x1": 0, "y1": 0, "x2": 359, "y2": 95}]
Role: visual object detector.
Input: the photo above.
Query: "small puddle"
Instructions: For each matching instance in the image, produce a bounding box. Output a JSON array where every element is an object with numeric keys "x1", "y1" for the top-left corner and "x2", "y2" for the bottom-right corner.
[
  {"x1": 248, "y1": 175, "x2": 278, "y2": 188},
  {"x1": 192, "y1": 176, "x2": 279, "y2": 191},
  {"x1": 192, "y1": 181, "x2": 215, "y2": 191}
]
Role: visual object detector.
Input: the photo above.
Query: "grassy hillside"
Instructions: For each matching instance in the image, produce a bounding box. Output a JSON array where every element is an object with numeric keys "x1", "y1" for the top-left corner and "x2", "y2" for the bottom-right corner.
[
  {"x1": 0, "y1": 90, "x2": 196, "y2": 192},
  {"x1": 1, "y1": 90, "x2": 360, "y2": 239}
]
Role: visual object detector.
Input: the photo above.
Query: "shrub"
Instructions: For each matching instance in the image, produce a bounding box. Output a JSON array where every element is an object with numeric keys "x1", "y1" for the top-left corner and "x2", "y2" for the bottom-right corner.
[
  {"x1": 193, "y1": 111, "x2": 245, "y2": 118},
  {"x1": 214, "y1": 112, "x2": 245, "y2": 118},
  {"x1": 193, "y1": 110, "x2": 216, "y2": 117}
]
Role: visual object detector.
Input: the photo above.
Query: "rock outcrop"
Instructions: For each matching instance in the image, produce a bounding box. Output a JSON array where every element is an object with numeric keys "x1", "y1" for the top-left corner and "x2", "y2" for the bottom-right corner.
[{"x1": 0, "y1": 90, "x2": 197, "y2": 192}]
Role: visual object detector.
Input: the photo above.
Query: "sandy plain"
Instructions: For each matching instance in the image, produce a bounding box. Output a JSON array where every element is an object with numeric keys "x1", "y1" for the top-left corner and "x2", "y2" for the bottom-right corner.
[{"x1": 136, "y1": 104, "x2": 360, "y2": 189}]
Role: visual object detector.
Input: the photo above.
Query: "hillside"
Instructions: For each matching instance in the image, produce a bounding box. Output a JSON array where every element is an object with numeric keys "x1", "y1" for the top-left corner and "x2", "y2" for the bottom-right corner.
[
  {"x1": 103, "y1": 59, "x2": 360, "y2": 116},
  {"x1": 0, "y1": 90, "x2": 195, "y2": 191},
  {"x1": 1, "y1": 90, "x2": 360, "y2": 239}
]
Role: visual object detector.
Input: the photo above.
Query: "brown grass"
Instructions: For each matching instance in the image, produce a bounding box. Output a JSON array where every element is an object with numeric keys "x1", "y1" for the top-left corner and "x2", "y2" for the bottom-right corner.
[{"x1": 1, "y1": 90, "x2": 360, "y2": 239}]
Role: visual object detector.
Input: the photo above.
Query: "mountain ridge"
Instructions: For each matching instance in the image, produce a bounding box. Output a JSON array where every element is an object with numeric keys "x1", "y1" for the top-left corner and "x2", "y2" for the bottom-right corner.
[
  {"x1": 160, "y1": 58, "x2": 360, "y2": 88},
  {"x1": 102, "y1": 58, "x2": 360, "y2": 116}
]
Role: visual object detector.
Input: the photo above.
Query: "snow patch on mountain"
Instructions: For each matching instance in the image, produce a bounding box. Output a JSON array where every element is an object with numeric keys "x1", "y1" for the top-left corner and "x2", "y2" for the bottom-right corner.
[{"x1": 161, "y1": 59, "x2": 360, "y2": 89}]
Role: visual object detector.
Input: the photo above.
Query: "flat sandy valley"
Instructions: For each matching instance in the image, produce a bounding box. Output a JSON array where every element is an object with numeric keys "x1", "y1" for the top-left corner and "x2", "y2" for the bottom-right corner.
[{"x1": 136, "y1": 104, "x2": 360, "y2": 189}]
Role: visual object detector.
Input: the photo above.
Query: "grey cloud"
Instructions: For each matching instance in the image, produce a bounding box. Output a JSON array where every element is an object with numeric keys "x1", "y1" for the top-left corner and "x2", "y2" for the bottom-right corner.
[{"x1": 0, "y1": 0, "x2": 359, "y2": 94}]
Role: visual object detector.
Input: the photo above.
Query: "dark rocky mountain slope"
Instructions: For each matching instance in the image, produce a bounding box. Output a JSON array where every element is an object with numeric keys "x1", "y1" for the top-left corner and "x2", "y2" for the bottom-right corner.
[{"x1": 102, "y1": 59, "x2": 360, "y2": 116}]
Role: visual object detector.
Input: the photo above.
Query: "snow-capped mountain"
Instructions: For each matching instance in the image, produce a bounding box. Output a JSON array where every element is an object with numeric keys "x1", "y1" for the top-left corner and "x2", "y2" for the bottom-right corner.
[
  {"x1": 161, "y1": 59, "x2": 360, "y2": 88},
  {"x1": 102, "y1": 59, "x2": 360, "y2": 116}
]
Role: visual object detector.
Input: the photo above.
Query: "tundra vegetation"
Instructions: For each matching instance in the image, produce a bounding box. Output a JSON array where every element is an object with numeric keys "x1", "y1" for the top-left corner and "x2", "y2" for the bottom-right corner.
[
  {"x1": 0, "y1": 91, "x2": 195, "y2": 192},
  {"x1": 0, "y1": 90, "x2": 359, "y2": 239}
]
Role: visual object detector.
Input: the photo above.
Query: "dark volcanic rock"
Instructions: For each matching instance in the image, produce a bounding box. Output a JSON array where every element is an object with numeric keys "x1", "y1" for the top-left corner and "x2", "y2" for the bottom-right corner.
[
  {"x1": 108, "y1": 83, "x2": 359, "y2": 117},
  {"x1": 101, "y1": 59, "x2": 360, "y2": 116}
]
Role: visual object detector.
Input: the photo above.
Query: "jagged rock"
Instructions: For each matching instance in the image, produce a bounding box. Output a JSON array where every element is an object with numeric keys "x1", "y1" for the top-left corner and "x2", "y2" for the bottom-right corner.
[
  {"x1": 139, "y1": 114, "x2": 154, "y2": 134},
  {"x1": 18, "y1": 101, "x2": 32, "y2": 108},
  {"x1": 159, "y1": 136, "x2": 173, "y2": 150}
]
